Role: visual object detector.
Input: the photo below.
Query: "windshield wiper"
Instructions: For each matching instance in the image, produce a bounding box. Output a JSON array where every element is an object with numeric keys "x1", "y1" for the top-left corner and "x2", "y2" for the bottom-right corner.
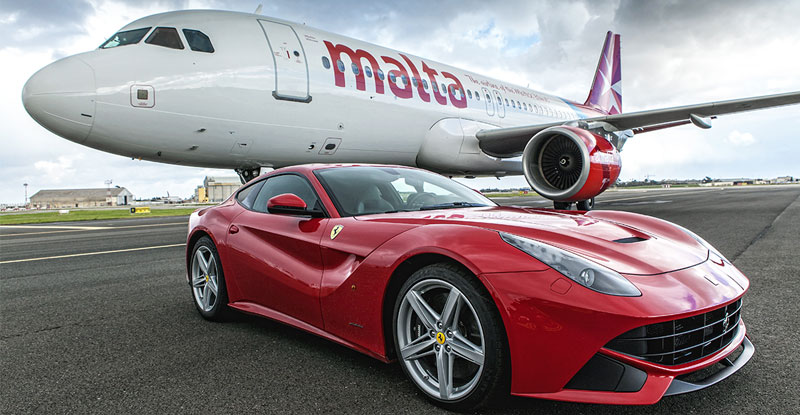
[{"x1": 419, "y1": 202, "x2": 488, "y2": 211}]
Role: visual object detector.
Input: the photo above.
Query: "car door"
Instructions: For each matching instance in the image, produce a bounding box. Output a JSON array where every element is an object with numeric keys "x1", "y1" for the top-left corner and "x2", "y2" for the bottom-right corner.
[{"x1": 226, "y1": 173, "x2": 328, "y2": 327}]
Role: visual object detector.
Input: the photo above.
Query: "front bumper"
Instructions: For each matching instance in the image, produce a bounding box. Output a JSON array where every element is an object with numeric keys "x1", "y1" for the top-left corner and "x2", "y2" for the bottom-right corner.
[{"x1": 479, "y1": 261, "x2": 751, "y2": 405}]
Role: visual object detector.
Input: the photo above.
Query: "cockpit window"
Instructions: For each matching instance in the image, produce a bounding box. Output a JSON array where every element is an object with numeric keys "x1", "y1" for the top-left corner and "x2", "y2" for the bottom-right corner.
[
  {"x1": 100, "y1": 27, "x2": 151, "y2": 49},
  {"x1": 182, "y1": 29, "x2": 215, "y2": 53},
  {"x1": 145, "y1": 27, "x2": 184, "y2": 50}
]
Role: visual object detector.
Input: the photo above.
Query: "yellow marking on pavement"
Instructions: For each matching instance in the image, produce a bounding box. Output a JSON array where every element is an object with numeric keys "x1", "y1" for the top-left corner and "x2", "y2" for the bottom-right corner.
[{"x1": 0, "y1": 243, "x2": 186, "y2": 264}]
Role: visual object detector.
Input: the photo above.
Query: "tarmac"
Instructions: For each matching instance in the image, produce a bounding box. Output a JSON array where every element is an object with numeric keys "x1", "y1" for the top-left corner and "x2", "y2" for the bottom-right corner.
[{"x1": 1, "y1": 184, "x2": 798, "y2": 414}]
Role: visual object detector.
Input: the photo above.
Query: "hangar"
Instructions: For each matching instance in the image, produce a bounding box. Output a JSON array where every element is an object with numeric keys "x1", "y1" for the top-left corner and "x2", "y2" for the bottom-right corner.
[
  {"x1": 196, "y1": 176, "x2": 240, "y2": 203},
  {"x1": 29, "y1": 187, "x2": 133, "y2": 209}
]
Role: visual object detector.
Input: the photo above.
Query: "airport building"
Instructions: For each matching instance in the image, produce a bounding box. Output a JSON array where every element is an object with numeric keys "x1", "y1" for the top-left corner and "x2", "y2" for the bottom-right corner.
[
  {"x1": 30, "y1": 187, "x2": 133, "y2": 209},
  {"x1": 196, "y1": 176, "x2": 240, "y2": 203}
]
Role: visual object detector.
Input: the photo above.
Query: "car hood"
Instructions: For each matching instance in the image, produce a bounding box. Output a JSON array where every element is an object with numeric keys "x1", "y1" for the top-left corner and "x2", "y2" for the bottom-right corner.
[{"x1": 354, "y1": 206, "x2": 708, "y2": 275}]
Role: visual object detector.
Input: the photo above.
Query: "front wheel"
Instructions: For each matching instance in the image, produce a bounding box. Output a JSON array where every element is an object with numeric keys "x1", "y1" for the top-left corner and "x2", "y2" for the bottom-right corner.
[
  {"x1": 190, "y1": 236, "x2": 230, "y2": 321},
  {"x1": 393, "y1": 263, "x2": 509, "y2": 411}
]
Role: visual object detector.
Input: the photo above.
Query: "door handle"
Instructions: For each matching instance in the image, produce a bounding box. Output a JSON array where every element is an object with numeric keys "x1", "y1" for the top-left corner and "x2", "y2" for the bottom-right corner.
[{"x1": 229, "y1": 225, "x2": 239, "y2": 234}]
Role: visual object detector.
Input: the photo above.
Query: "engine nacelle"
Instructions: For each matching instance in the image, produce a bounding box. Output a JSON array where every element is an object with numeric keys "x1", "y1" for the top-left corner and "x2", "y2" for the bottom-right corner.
[{"x1": 522, "y1": 126, "x2": 621, "y2": 202}]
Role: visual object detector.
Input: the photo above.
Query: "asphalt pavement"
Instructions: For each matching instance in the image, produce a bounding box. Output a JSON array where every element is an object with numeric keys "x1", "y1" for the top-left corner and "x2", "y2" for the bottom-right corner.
[{"x1": 1, "y1": 185, "x2": 799, "y2": 414}]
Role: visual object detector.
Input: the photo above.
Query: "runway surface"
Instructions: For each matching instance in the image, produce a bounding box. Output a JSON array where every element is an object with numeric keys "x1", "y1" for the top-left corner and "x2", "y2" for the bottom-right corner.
[{"x1": 2, "y1": 185, "x2": 799, "y2": 413}]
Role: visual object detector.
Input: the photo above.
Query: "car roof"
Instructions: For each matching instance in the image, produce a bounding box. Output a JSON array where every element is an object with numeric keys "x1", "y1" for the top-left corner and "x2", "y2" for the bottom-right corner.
[{"x1": 270, "y1": 164, "x2": 423, "y2": 174}]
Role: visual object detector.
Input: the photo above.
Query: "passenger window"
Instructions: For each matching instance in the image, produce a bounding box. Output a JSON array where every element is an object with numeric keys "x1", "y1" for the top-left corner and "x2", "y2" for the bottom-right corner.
[
  {"x1": 504, "y1": 98, "x2": 509, "y2": 106},
  {"x1": 351, "y1": 63, "x2": 360, "y2": 75},
  {"x1": 100, "y1": 27, "x2": 151, "y2": 48},
  {"x1": 467, "y1": 89, "x2": 472, "y2": 99},
  {"x1": 511, "y1": 100, "x2": 516, "y2": 108},
  {"x1": 365, "y1": 66, "x2": 372, "y2": 77},
  {"x1": 389, "y1": 73, "x2": 397, "y2": 83},
  {"x1": 336, "y1": 59, "x2": 345, "y2": 72},
  {"x1": 441, "y1": 84, "x2": 446, "y2": 94},
  {"x1": 377, "y1": 69, "x2": 385, "y2": 80},
  {"x1": 401, "y1": 75, "x2": 408, "y2": 85},
  {"x1": 412, "y1": 77, "x2": 418, "y2": 87},
  {"x1": 251, "y1": 175, "x2": 321, "y2": 214},
  {"x1": 145, "y1": 27, "x2": 184, "y2": 50},
  {"x1": 422, "y1": 79, "x2": 428, "y2": 89},
  {"x1": 321, "y1": 56, "x2": 331, "y2": 69},
  {"x1": 182, "y1": 29, "x2": 214, "y2": 53},
  {"x1": 485, "y1": 93, "x2": 491, "y2": 102},
  {"x1": 517, "y1": 101, "x2": 521, "y2": 109},
  {"x1": 522, "y1": 102, "x2": 527, "y2": 111},
  {"x1": 476, "y1": 92, "x2": 480, "y2": 101}
]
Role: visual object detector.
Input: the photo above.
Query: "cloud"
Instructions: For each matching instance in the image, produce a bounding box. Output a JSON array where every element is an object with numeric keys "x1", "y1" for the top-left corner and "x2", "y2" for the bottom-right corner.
[
  {"x1": 1, "y1": 0, "x2": 799, "y2": 204},
  {"x1": 726, "y1": 131, "x2": 756, "y2": 147}
]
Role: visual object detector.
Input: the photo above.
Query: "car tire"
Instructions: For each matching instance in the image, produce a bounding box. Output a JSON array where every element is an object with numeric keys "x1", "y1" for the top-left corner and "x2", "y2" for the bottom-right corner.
[
  {"x1": 392, "y1": 262, "x2": 509, "y2": 411},
  {"x1": 189, "y1": 236, "x2": 230, "y2": 321}
]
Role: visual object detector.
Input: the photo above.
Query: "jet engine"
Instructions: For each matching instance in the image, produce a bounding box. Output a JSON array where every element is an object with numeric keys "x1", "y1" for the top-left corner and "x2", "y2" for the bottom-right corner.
[{"x1": 522, "y1": 126, "x2": 621, "y2": 203}]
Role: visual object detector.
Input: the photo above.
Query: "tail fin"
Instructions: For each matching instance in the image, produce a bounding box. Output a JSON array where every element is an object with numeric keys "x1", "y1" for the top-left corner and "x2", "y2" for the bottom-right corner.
[{"x1": 584, "y1": 31, "x2": 622, "y2": 115}]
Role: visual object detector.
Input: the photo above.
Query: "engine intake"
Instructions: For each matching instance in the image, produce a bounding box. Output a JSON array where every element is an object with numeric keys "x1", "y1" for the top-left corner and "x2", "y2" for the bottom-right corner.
[{"x1": 522, "y1": 126, "x2": 621, "y2": 202}]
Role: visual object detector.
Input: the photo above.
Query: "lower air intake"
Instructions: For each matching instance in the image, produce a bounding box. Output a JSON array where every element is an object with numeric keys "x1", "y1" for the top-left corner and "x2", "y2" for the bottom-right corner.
[{"x1": 605, "y1": 299, "x2": 742, "y2": 366}]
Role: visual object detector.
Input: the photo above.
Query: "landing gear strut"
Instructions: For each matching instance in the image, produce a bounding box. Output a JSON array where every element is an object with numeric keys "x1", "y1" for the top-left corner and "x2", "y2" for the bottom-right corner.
[
  {"x1": 235, "y1": 167, "x2": 262, "y2": 184},
  {"x1": 553, "y1": 201, "x2": 573, "y2": 210}
]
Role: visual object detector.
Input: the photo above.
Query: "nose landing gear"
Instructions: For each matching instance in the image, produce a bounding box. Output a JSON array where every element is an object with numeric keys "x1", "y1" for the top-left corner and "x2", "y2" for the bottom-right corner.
[{"x1": 235, "y1": 167, "x2": 263, "y2": 184}]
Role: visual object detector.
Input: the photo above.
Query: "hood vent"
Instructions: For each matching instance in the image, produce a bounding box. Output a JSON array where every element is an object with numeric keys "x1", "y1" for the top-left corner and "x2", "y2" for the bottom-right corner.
[{"x1": 613, "y1": 236, "x2": 648, "y2": 244}]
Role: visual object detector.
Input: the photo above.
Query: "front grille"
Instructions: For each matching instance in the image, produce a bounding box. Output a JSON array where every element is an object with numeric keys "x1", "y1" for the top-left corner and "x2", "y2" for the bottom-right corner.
[{"x1": 605, "y1": 299, "x2": 742, "y2": 366}]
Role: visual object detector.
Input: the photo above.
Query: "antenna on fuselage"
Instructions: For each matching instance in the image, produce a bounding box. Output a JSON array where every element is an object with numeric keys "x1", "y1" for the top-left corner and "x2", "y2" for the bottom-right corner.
[{"x1": 254, "y1": 4, "x2": 263, "y2": 14}]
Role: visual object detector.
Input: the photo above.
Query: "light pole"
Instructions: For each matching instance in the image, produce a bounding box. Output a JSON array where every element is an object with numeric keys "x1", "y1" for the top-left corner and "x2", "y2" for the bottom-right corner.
[{"x1": 23, "y1": 183, "x2": 28, "y2": 209}]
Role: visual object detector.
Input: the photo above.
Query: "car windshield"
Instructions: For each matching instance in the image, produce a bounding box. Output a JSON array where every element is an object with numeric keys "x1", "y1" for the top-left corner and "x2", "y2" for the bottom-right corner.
[
  {"x1": 100, "y1": 27, "x2": 151, "y2": 49},
  {"x1": 314, "y1": 166, "x2": 495, "y2": 217}
]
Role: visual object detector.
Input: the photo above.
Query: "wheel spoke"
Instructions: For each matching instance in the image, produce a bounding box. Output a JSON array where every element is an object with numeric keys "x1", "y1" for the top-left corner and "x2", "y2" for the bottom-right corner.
[
  {"x1": 202, "y1": 284, "x2": 211, "y2": 309},
  {"x1": 191, "y1": 276, "x2": 205, "y2": 288},
  {"x1": 197, "y1": 251, "x2": 209, "y2": 274},
  {"x1": 436, "y1": 348, "x2": 454, "y2": 399},
  {"x1": 405, "y1": 290, "x2": 439, "y2": 330},
  {"x1": 451, "y1": 332, "x2": 484, "y2": 366},
  {"x1": 400, "y1": 336, "x2": 436, "y2": 361},
  {"x1": 440, "y1": 288, "x2": 460, "y2": 329},
  {"x1": 207, "y1": 277, "x2": 218, "y2": 295}
]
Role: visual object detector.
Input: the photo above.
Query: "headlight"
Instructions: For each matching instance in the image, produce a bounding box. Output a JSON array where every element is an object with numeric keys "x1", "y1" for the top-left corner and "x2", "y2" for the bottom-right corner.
[{"x1": 499, "y1": 232, "x2": 641, "y2": 297}]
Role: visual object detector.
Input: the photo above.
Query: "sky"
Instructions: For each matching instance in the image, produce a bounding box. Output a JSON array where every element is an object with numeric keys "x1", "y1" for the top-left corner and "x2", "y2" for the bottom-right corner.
[{"x1": 1, "y1": 0, "x2": 798, "y2": 204}]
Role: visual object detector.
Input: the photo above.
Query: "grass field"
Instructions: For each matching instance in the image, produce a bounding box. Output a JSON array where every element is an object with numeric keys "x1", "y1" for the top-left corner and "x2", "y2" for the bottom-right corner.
[{"x1": 0, "y1": 208, "x2": 199, "y2": 225}]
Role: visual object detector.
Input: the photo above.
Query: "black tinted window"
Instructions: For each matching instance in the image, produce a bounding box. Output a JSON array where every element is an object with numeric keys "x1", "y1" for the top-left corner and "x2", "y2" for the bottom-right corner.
[
  {"x1": 251, "y1": 175, "x2": 320, "y2": 213},
  {"x1": 100, "y1": 27, "x2": 151, "y2": 48},
  {"x1": 146, "y1": 27, "x2": 184, "y2": 50},
  {"x1": 236, "y1": 180, "x2": 265, "y2": 209},
  {"x1": 182, "y1": 29, "x2": 214, "y2": 53}
]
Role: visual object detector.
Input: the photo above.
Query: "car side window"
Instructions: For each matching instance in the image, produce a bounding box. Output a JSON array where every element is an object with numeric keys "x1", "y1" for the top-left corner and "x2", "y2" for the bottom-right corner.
[
  {"x1": 236, "y1": 180, "x2": 265, "y2": 209},
  {"x1": 251, "y1": 174, "x2": 320, "y2": 214}
]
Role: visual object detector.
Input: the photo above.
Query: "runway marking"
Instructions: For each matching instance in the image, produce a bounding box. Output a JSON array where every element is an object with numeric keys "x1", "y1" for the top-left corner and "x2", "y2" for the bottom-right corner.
[
  {"x1": 0, "y1": 221, "x2": 188, "y2": 237},
  {"x1": 0, "y1": 243, "x2": 186, "y2": 264},
  {"x1": 0, "y1": 225, "x2": 111, "y2": 230}
]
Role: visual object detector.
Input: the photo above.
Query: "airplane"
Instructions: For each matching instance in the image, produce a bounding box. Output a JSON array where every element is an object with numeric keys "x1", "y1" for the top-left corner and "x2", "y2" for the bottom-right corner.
[{"x1": 21, "y1": 9, "x2": 800, "y2": 210}]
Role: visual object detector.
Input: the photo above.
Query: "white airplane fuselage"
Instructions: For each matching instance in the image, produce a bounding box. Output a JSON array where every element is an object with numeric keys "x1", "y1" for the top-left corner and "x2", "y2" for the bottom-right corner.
[{"x1": 22, "y1": 10, "x2": 600, "y2": 177}]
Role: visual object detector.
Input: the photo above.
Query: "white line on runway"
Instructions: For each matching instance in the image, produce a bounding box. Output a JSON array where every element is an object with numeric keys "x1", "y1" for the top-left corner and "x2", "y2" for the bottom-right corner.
[
  {"x1": 0, "y1": 243, "x2": 186, "y2": 264},
  {"x1": 0, "y1": 221, "x2": 188, "y2": 237},
  {"x1": 0, "y1": 225, "x2": 111, "y2": 230}
]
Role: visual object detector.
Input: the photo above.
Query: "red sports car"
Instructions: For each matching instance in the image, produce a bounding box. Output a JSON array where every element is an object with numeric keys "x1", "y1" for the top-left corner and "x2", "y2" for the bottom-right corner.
[{"x1": 186, "y1": 164, "x2": 752, "y2": 410}]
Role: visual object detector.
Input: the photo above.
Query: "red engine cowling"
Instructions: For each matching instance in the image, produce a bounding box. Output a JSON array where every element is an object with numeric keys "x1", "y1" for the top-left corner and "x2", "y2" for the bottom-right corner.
[{"x1": 522, "y1": 126, "x2": 621, "y2": 202}]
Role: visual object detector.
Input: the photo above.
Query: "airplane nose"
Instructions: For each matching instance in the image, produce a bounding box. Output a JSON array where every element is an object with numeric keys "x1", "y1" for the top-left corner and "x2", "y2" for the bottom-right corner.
[{"x1": 22, "y1": 56, "x2": 96, "y2": 144}]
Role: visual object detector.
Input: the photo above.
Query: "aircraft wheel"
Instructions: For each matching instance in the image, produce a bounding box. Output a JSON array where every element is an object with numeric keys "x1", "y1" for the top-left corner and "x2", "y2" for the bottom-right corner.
[{"x1": 576, "y1": 198, "x2": 595, "y2": 211}]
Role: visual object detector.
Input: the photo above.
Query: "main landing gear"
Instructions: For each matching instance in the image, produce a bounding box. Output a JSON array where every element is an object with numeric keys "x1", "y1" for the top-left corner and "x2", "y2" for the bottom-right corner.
[
  {"x1": 235, "y1": 167, "x2": 262, "y2": 184},
  {"x1": 554, "y1": 198, "x2": 595, "y2": 211}
]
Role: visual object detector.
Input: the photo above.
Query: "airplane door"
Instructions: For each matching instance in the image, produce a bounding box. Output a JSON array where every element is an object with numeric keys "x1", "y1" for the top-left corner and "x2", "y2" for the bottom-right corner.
[
  {"x1": 493, "y1": 90, "x2": 506, "y2": 118},
  {"x1": 258, "y1": 20, "x2": 311, "y2": 102},
  {"x1": 481, "y1": 87, "x2": 494, "y2": 116}
]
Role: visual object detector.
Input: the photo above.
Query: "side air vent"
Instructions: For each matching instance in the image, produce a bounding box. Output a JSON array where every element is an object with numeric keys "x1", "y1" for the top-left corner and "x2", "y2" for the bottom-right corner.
[{"x1": 613, "y1": 236, "x2": 648, "y2": 244}]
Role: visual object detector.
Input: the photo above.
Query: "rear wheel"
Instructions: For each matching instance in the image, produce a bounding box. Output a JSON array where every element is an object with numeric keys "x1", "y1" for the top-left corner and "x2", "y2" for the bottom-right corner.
[
  {"x1": 190, "y1": 236, "x2": 229, "y2": 321},
  {"x1": 393, "y1": 263, "x2": 508, "y2": 411}
]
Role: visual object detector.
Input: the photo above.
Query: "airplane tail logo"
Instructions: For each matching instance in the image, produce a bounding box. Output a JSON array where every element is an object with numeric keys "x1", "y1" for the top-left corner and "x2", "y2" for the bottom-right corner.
[{"x1": 584, "y1": 31, "x2": 622, "y2": 115}]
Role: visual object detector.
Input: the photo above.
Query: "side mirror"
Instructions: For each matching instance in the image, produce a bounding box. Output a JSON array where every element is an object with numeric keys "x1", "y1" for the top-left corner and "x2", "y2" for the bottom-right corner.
[{"x1": 267, "y1": 194, "x2": 324, "y2": 217}]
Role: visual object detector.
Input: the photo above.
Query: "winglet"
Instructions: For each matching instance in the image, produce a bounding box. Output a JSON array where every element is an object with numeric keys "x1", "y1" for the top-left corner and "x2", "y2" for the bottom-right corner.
[
  {"x1": 585, "y1": 31, "x2": 622, "y2": 115},
  {"x1": 254, "y1": 4, "x2": 263, "y2": 14}
]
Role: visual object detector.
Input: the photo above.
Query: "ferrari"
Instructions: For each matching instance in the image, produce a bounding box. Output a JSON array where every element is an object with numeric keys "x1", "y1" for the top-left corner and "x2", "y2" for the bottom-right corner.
[{"x1": 186, "y1": 164, "x2": 753, "y2": 410}]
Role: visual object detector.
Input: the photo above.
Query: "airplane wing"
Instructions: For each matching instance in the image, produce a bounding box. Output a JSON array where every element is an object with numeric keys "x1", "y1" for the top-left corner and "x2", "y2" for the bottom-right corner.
[{"x1": 476, "y1": 91, "x2": 800, "y2": 157}]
